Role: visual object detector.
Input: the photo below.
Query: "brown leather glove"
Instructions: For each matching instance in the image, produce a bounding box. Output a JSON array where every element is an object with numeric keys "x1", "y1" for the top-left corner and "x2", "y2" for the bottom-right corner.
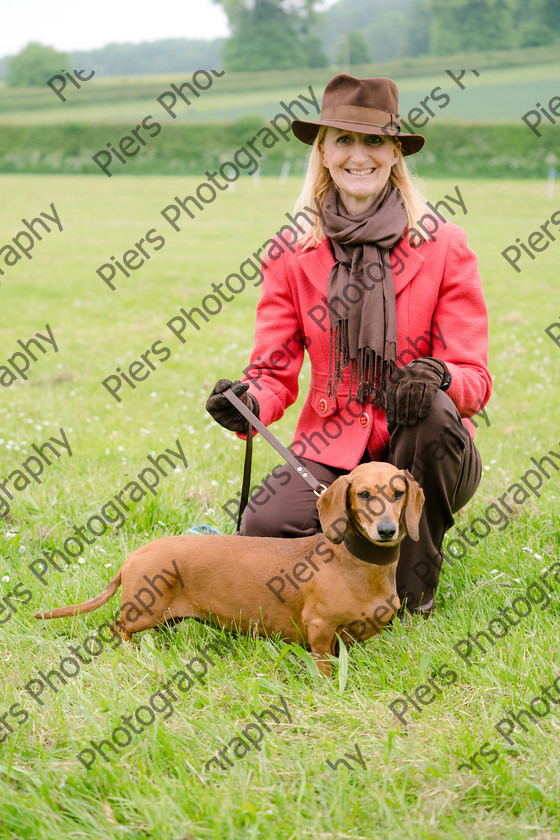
[
  {"x1": 385, "y1": 358, "x2": 451, "y2": 427},
  {"x1": 206, "y1": 379, "x2": 260, "y2": 433}
]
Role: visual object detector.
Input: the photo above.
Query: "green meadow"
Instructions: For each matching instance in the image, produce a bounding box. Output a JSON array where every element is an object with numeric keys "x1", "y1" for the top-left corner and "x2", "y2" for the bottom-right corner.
[
  {"x1": 0, "y1": 58, "x2": 558, "y2": 124},
  {"x1": 0, "y1": 172, "x2": 559, "y2": 838},
  {"x1": 1, "y1": 54, "x2": 558, "y2": 182}
]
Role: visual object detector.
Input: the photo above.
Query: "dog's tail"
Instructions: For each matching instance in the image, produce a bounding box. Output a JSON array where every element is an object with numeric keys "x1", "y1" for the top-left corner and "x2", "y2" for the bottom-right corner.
[{"x1": 33, "y1": 567, "x2": 123, "y2": 619}]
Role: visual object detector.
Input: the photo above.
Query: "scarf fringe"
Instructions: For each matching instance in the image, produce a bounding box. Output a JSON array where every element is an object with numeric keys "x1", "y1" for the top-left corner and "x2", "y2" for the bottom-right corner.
[{"x1": 328, "y1": 321, "x2": 396, "y2": 408}]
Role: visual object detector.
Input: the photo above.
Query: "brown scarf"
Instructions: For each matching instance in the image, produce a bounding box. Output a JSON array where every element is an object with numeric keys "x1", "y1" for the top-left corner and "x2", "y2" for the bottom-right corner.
[{"x1": 321, "y1": 183, "x2": 408, "y2": 406}]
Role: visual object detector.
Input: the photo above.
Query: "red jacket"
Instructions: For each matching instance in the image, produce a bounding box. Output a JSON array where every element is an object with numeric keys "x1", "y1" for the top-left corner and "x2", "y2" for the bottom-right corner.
[{"x1": 242, "y1": 221, "x2": 491, "y2": 470}]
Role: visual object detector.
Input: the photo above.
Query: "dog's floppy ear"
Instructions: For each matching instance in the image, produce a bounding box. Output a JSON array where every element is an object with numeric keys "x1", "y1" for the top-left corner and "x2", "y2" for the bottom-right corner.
[
  {"x1": 402, "y1": 470, "x2": 425, "y2": 542},
  {"x1": 316, "y1": 475, "x2": 350, "y2": 544}
]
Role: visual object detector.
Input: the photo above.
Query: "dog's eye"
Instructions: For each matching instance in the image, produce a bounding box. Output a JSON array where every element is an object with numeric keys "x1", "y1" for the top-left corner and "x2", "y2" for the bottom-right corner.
[
  {"x1": 394, "y1": 490, "x2": 405, "y2": 499},
  {"x1": 357, "y1": 490, "x2": 370, "y2": 499}
]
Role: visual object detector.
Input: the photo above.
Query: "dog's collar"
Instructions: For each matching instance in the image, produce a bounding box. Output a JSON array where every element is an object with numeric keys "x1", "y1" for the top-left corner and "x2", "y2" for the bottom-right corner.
[{"x1": 342, "y1": 529, "x2": 400, "y2": 565}]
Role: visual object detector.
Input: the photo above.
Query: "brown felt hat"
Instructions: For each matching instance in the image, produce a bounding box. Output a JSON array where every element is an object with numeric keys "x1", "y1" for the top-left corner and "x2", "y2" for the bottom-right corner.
[{"x1": 292, "y1": 73, "x2": 424, "y2": 156}]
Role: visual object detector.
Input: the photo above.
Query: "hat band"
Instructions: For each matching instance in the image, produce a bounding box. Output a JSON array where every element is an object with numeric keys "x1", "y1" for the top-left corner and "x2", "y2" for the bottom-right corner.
[{"x1": 321, "y1": 104, "x2": 400, "y2": 133}]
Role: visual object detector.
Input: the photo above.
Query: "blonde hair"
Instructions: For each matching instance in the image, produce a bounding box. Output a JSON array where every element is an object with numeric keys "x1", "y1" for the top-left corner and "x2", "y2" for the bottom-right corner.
[{"x1": 293, "y1": 125, "x2": 429, "y2": 250}]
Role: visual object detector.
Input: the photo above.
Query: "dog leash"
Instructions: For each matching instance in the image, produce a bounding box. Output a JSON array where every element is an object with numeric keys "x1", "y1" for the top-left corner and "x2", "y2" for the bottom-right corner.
[{"x1": 223, "y1": 388, "x2": 327, "y2": 529}]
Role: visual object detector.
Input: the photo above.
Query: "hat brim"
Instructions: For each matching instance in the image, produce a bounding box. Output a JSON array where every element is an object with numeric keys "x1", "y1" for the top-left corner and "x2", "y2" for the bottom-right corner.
[{"x1": 291, "y1": 118, "x2": 425, "y2": 156}]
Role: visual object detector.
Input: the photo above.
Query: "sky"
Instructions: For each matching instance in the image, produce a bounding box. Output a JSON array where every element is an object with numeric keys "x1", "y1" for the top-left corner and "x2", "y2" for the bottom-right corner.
[
  {"x1": 1, "y1": 0, "x2": 232, "y2": 58},
  {"x1": 3, "y1": 0, "x2": 337, "y2": 59}
]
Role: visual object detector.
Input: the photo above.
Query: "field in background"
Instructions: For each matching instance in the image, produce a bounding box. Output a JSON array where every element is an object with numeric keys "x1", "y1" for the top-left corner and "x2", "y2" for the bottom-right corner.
[
  {"x1": 0, "y1": 54, "x2": 558, "y2": 124},
  {"x1": 0, "y1": 175, "x2": 559, "y2": 838},
  {"x1": 0, "y1": 51, "x2": 558, "y2": 180}
]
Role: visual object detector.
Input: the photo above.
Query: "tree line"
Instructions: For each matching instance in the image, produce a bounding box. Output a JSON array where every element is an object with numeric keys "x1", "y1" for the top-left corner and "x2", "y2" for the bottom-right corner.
[{"x1": 3, "y1": 0, "x2": 559, "y2": 83}]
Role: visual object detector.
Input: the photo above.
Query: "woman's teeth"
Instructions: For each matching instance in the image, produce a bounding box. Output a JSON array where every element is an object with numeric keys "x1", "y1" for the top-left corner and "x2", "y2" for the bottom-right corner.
[{"x1": 347, "y1": 168, "x2": 375, "y2": 176}]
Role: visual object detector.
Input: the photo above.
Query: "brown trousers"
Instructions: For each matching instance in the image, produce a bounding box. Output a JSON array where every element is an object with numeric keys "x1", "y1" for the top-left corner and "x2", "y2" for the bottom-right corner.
[{"x1": 239, "y1": 390, "x2": 482, "y2": 613}]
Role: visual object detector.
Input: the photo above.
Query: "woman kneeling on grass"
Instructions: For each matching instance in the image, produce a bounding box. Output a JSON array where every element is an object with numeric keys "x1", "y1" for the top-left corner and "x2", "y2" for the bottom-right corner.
[{"x1": 207, "y1": 73, "x2": 491, "y2": 616}]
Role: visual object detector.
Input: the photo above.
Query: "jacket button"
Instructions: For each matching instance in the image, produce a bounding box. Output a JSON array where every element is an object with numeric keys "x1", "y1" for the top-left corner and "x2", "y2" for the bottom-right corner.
[
  {"x1": 359, "y1": 412, "x2": 370, "y2": 428},
  {"x1": 319, "y1": 398, "x2": 328, "y2": 414}
]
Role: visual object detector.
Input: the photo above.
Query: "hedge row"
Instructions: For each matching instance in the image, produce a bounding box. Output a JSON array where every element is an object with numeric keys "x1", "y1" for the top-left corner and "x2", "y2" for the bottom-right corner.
[{"x1": 0, "y1": 119, "x2": 557, "y2": 178}]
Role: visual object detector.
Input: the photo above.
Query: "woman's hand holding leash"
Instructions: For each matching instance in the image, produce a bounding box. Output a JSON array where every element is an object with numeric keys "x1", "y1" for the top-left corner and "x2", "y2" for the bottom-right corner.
[{"x1": 206, "y1": 379, "x2": 260, "y2": 432}]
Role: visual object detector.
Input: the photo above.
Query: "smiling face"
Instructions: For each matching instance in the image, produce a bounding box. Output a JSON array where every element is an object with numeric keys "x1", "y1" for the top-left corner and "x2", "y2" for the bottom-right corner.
[{"x1": 319, "y1": 127, "x2": 400, "y2": 215}]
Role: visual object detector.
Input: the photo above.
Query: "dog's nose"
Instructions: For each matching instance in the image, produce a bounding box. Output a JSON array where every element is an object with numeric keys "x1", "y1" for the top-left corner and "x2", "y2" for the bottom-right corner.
[{"x1": 377, "y1": 522, "x2": 397, "y2": 540}]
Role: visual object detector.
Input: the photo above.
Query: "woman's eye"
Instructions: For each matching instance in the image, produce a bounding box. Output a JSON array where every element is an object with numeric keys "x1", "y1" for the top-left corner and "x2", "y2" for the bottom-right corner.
[
  {"x1": 336, "y1": 136, "x2": 350, "y2": 144},
  {"x1": 393, "y1": 490, "x2": 404, "y2": 499},
  {"x1": 366, "y1": 136, "x2": 382, "y2": 144},
  {"x1": 358, "y1": 490, "x2": 370, "y2": 499}
]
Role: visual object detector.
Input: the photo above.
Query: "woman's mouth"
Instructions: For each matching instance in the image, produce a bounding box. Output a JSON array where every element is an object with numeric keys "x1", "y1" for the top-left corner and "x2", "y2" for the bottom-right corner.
[{"x1": 346, "y1": 168, "x2": 375, "y2": 176}]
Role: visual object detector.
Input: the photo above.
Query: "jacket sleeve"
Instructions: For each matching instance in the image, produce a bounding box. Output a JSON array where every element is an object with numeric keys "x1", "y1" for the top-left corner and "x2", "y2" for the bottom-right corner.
[
  {"x1": 432, "y1": 225, "x2": 492, "y2": 417},
  {"x1": 241, "y1": 242, "x2": 306, "y2": 427}
]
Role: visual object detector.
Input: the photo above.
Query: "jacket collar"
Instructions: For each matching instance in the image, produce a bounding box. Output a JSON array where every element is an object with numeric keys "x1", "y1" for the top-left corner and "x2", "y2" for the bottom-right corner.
[{"x1": 297, "y1": 233, "x2": 424, "y2": 296}]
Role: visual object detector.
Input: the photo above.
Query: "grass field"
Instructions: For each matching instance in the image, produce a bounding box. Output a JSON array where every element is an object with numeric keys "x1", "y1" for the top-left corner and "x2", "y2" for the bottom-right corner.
[
  {"x1": 0, "y1": 56, "x2": 558, "y2": 125},
  {"x1": 0, "y1": 173, "x2": 559, "y2": 838}
]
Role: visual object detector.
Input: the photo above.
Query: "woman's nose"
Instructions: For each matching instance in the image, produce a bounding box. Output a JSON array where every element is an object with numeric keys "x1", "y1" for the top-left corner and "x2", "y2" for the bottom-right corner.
[{"x1": 349, "y1": 142, "x2": 370, "y2": 162}]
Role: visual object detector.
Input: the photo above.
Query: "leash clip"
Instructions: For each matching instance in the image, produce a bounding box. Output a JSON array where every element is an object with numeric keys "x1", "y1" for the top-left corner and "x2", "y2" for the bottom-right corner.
[{"x1": 296, "y1": 465, "x2": 326, "y2": 497}]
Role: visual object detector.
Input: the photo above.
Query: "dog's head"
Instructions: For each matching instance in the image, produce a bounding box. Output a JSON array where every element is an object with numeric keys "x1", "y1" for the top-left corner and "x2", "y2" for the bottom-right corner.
[{"x1": 316, "y1": 462, "x2": 425, "y2": 547}]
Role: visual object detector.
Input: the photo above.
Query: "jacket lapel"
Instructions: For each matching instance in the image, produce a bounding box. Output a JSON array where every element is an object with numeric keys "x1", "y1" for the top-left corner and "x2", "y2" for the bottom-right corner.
[
  {"x1": 297, "y1": 235, "x2": 424, "y2": 296},
  {"x1": 297, "y1": 240, "x2": 333, "y2": 294},
  {"x1": 392, "y1": 237, "x2": 425, "y2": 295}
]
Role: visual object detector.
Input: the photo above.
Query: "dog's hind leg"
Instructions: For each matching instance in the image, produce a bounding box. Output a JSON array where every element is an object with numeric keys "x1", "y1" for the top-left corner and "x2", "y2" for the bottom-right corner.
[{"x1": 109, "y1": 619, "x2": 133, "y2": 642}]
